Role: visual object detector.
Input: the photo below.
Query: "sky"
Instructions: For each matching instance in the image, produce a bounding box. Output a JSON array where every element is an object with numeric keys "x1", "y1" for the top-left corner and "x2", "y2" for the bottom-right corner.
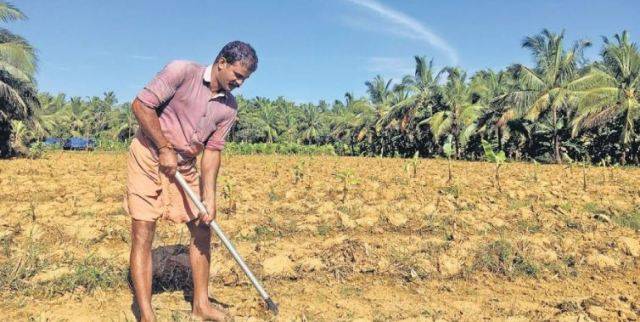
[{"x1": 9, "y1": 0, "x2": 640, "y2": 105}]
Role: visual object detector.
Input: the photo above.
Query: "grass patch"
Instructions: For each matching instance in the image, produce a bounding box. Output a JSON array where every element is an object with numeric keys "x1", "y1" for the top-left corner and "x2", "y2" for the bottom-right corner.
[
  {"x1": 473, "y1": 240, "x2": 538, "y2": 277},
  {"x1": 253, "y1": 225, "x2": 276, "y2": 240},
  {"x1": 317, "y1": 224, "x2": 331, "y2": 236},
  {"x1": 507, "y1": 197, "x2": 532, "y2": 211},
  {"x1": 613, "y1": 211, "x2": 640, "y2": 230},
  {"x1": 0, "y1": 237, "x2": 47, "y2": 292},
  {"x1": 516, "y1": 219, "x2": 542, "y2": 234},
  {"x1": 339, "y1": 285, "x2": 363, "y2": 296},
  {"x1": 439, "y1": 185, "x2": 460, "y2": 199},
  {"x1": 584, "y1": 202, "x2": 603, "y2": 214},
  {"x1": 40, "y1": 256, "x2": 126, "y2": 296}
]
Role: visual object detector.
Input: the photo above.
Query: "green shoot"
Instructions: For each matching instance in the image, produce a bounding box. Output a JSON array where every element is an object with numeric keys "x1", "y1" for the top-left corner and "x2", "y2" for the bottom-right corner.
[
  {"x1": 482, "y1": 140, "x2": 507, "y2": 192},
  {"x1": 443, "y1": 136, "x2": 454, "y2": 183},
  {"x1": 335, "y1": 169, "x2": 359, "y2": 203}
]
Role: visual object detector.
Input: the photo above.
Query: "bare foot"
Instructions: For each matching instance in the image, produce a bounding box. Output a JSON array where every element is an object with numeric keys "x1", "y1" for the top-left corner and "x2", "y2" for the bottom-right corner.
[{"x1": 192, "y1": 303, "x2": 231, "y2": 322}]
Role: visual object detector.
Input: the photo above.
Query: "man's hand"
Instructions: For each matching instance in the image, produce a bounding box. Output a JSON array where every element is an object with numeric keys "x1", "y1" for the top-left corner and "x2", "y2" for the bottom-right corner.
[
  {"x1": 200, "y1": 198, "x2": 216, "y2": 224},
  {"x1": 159, "y1": 148, "x2": 178, "y2": 178}
]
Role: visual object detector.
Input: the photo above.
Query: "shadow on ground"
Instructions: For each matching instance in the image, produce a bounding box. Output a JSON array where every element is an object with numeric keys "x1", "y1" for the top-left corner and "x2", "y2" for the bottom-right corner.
[{"x1": 127, "y1": 245, "x2": 229, "y2": 320}]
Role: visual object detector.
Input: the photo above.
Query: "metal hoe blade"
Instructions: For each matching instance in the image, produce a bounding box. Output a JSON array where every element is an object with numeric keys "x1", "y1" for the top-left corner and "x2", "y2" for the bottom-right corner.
[{"x1": 174, "y1": 172, "x2": 279, "y2": 315}]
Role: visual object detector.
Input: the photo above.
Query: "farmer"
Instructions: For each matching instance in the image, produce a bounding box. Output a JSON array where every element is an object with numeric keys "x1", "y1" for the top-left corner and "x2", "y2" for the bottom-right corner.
[{"x1": 124, "y1": 41, "x2": 257, "y2": 322}]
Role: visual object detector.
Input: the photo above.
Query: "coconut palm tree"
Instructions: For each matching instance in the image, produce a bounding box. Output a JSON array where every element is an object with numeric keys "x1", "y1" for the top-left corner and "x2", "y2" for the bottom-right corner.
[
  {"x1": 504, "y1": 29, "x2": 591, "y2": 163},
  {"x1": 330, "y1": 93, "x2": 369, "y2": 155},
  {"x1": 571, "y1": 31, "x2": 640, "y2": 164},
  {"x1": 352, "y1": 75, "x2": 394, "y2": 155},
  {"x1": 298, "y1": 103, "x2": 325, "y2": 144},
  {"x1": 0, "y1": 2, "x2": 38, "y2": 157},
  {"x1": 377, "y1": 56, "x2": 441, "y2": 155},
  {"x1": 472, "y1": 69, "x2": 518, "y2": 151},
  {"x1": 424, "y1": 67, "x2": 483, "y2": 158},
  {"x1": 249, "y1": 97, "x2": 280, "y2": 143}
]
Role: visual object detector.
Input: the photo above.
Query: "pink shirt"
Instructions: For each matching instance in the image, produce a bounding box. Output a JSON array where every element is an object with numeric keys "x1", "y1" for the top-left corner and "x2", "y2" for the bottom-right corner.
[{"x1": 136, "y1": 60, "x2": 237, "y2": 158}]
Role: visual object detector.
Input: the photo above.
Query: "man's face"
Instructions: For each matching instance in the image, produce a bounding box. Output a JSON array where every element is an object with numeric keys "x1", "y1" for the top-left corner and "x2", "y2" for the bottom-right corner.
[{"x1": 214, "y1": 58, "x2": 252, "y2": 92}]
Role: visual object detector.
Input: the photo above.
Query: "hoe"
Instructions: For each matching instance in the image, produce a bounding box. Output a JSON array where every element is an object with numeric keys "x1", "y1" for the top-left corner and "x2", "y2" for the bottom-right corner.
[{"x1": 174, "y1": 172, "x2": 279, "y2": 315}]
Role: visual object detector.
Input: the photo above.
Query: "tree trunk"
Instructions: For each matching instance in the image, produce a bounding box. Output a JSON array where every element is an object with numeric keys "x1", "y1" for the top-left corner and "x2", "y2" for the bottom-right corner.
[
  {"x1": 621, "y1": 148, "x2": 627, "y2": 166},
  {"x1": 553, "y1": 106, "x2": 562, "y2": 163}
]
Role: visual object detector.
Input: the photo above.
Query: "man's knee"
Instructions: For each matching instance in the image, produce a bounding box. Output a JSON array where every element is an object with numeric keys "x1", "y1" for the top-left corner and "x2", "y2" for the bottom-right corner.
[{"x1": 131, "y1": 219, "x2": 156, "y2": 248}]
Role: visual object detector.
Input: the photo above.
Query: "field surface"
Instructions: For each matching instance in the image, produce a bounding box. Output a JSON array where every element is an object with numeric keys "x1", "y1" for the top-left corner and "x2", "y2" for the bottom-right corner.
[{"x1": 1, "y1": 152, "x2": 639, "y2": 321}]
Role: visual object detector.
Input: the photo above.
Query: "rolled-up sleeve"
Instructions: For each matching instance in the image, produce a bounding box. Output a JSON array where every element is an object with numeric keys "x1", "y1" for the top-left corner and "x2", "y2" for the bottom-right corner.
[
  {"x1": 205, "y1": 112, "x2": 237, "y2": 151},
  {"x1": 137, "y1": 60, "x2": 187, "y2": 108}
]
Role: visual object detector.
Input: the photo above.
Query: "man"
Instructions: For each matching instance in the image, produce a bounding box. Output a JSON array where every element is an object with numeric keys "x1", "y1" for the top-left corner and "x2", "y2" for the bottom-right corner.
[{"x1": 124, "y1": 41, "x2": 257, "y2": 322}]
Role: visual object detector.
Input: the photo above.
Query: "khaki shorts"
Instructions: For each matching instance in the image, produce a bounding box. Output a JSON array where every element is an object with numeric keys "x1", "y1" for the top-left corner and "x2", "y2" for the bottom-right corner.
[{"x1": 123, "y1": 136, "x2": 200, "y2": 223}]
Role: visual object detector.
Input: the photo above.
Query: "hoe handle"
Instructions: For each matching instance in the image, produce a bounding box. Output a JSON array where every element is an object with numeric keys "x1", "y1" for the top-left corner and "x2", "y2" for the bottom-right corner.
[{"x1": 174, "y1": 172, "x2": 279, "y2": 315}]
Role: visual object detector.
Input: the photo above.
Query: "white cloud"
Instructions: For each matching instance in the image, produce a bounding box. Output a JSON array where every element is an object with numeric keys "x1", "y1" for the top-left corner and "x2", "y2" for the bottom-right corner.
[{"x1": 343, "y1": 0, "x2": 459, "y2": 65}]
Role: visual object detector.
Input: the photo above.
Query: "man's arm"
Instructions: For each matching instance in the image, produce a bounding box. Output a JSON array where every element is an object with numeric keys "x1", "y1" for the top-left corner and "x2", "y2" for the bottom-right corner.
[
  {"x1": 132, "y1": 98, "x2": 178, "y2": 177},
  {"x1": 199, "y1": 148, "x2": 222, "y2": 223}
]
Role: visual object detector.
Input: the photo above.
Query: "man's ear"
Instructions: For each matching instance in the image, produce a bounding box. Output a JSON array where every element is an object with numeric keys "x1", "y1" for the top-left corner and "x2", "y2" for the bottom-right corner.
[{"x1": 216, "y1": 57, "x2": 228, "y2": 70}]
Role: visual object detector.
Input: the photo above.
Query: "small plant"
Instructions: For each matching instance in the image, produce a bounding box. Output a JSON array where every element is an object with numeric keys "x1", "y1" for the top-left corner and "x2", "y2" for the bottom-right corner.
[
  {"x1": 607, "y1": 156, "x2": 617, "y2": 182},
  {"x1": 272, "y1": 161, "x2": 280, "y2": 178},
  {"x1": 94, "y1": 186, "x2": 104, "y2": 202},
  {"x1": 221, "y1": 179, "x2": 237, "y2": 218},
  {"x1": 292, "y1": 160, "x2": 306, "y2": 184},
  {"x1": 532, "y1": 159, "x2": 539, "y2": 182},
  {"x1": 403, "y1": 151, "x2": 420, "y2": 179},
  {"x1": 267, "y1": 185, "x2": 280, "y2": 201},
  {"x1": 581, "y1": 159, "x2": 588, "y2": 191},
  {"x1": 481, "y1": 140, "x2": 506, "y2": 192},
  {"x1": 27, "y1": 201, "x2": 37, "y2": 222},
  {"x1": 335, "y1": 168, "x2": 359, "y2": 203},
  {"x1": 600, "y1": 159, "x2": 607, "y2": 184},
  {"x1": 443, "y1": 136, "x2": 454, "y2": 183}
]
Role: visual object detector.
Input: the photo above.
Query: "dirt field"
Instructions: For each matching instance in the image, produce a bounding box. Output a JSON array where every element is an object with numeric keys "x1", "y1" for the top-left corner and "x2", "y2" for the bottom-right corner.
[{"x1": 1, "y1": 151, "x2": 639, "y2": 321}]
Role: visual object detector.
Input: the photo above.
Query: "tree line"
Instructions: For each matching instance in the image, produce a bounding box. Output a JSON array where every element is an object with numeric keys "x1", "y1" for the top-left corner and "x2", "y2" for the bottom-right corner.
[{"x1": 1, "y1": 4, "x2": 639, "y2": 164}]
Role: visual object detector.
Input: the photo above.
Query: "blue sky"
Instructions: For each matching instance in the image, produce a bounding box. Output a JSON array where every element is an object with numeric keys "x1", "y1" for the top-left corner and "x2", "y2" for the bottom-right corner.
[{"x1": 10, "y1": 0, "x2": 640, "y2": 105}]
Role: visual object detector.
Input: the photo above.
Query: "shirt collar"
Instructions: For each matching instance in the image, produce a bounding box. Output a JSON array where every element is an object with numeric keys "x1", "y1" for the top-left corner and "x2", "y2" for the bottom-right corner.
[{"x1": 203, "y1": 64, "x2": 226, "y2": 99}]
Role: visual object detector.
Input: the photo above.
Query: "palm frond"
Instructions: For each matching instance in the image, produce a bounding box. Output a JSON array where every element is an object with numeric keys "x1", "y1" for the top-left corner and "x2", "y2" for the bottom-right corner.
[{"x1": 0, "y1": 2, "x2": 26, "y2": 22}]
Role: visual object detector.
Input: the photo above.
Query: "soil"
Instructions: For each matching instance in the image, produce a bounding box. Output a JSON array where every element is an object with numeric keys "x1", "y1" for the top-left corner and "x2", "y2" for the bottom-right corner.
[{"x1": 1, "y1": 152, "x2": 638, "y2": 321}]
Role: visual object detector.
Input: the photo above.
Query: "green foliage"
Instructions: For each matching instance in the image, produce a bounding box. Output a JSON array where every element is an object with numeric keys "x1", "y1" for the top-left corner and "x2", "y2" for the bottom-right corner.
[
  {"x1": 482, "y1": 139, "x2": 506, "y2": 164},
  {"x1": 224, "y1": 142, "x2": 335, "y2": 156}
]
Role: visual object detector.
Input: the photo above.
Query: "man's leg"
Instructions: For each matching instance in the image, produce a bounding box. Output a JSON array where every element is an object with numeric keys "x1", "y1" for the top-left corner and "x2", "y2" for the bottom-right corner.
[
  {"x1": 130, "y1": 219, "x2": 157, "y2": 322},
  {"x1": 187, "y1": 219, "x2": 228, "y2": 320}
]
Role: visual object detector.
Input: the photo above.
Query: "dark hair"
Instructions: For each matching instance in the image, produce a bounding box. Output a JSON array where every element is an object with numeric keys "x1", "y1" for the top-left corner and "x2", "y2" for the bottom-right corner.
[{"x1": 214, "y1": 41, "x2": 258, "y2": 72}]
